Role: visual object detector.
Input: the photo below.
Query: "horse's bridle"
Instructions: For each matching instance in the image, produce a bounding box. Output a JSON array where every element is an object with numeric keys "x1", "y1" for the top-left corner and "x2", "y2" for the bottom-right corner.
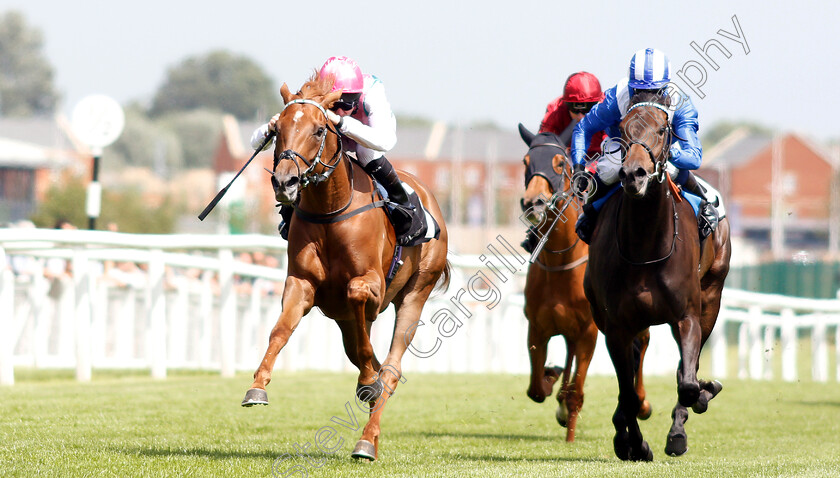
[
  {"x1": 615, "y1": 101, "x2": 683, "y2": 265},
  {"x1": 523, "y1": 141, "x2": 587, "y2": 270},
  {"x1": 273, "y1": 99, "x2": 345, "y2": 188},
  {"x1": 623, "y1": 101, "x2": 678, "y2": 184}
]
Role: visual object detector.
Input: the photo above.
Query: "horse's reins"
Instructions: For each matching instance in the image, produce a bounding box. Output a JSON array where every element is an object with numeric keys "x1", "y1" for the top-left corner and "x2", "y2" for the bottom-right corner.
[
  {"x1": 615, "y1": 101, "x2": 682, "y2": 266},
  {"x1": 524, "y1": 142, "x2": 588, "y2": 271}
]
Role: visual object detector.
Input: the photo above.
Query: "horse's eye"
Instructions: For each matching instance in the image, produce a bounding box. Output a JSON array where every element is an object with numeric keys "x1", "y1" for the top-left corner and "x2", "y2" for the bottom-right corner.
[
  {"x1": 659, "y1": 127, "x2": 667, "y2": 135},
  {"x1": 315, "y1": 127, "x2": 325, "y2": 137}
]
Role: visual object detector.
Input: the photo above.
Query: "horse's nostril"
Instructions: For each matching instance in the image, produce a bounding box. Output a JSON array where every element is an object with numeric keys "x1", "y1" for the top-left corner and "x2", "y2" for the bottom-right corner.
[
  {"x1": 285, "y1": 176, "x2": 300, "y2": 188},
  {"x1": 618, "y1": 169, "x2": 627, "y2": 180},
  {"x1": 635, "y1": 167, "x2": 647, "y2": 179}
]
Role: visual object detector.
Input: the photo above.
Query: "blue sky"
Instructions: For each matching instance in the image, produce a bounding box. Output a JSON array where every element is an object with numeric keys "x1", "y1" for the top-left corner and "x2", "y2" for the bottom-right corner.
[{"x1": 6, "y1": 0, "x2": 840, "y2": 141}]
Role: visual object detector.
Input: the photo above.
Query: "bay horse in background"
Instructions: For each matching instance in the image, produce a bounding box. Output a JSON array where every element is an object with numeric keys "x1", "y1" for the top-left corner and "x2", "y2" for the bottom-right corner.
[
  {"x1": 241, "y1": 73, "x2": 450, "y2": 461},
  {"x1": 584, "y1": 93, "x2": 731, "y2": 461},
  {"x1": 517, "y1": 125, "x2": 651, "y2": 442}
]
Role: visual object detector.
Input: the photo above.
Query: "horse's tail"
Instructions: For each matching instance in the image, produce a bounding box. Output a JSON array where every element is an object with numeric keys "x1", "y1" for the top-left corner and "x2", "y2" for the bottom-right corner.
[{"x1": 433, "y1": 260, "x2": 452, "y2": 295}]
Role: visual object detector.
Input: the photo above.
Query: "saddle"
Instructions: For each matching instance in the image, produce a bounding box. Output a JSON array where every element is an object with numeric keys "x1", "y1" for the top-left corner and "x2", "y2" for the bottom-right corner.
[{"x1": 373, "y1": 180, "x2": 441, "y2": 248}]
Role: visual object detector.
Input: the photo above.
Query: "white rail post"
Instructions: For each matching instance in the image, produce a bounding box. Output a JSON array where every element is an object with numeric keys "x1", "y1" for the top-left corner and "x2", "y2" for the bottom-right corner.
[
  {"x1": 811, "y1": 320, "x2": 827, "y2": 382},
  {"x1": 199, "y1": 271, "x2": 214, "y2": 369},
  {"x1": 835, "y1": 323, "x2": 840, "y2": 382},
  {"x1": 218, "y1": 248, "x2": 236, "y2": 377},
  {"x1": 709, "y1": 315, "x2": 728, "y2": 378},
  {"x1": 780, "y1": 308, "x2": 797, "y2": 382},
  {"x1": 748, "y1": 306, "x2": 763, "y2": 380},
  {"x1": 73, "y1": 250, "x2": 92, "y2": 382},
  {"x1": 737, "y1": 322, "x2": 749, "y2": 379},
  {"x1": 0, "y1": 256, "x2": 15, "y2": 386},
  {"x1": 763, "y1": 324, "x2": 775, "y2": 380},
  {"x1": 147, "y1": 249, "x2": 167, "y2": 379},
  {"x1": 168, "y1": 279, "x2": 189, "y2": 368}
]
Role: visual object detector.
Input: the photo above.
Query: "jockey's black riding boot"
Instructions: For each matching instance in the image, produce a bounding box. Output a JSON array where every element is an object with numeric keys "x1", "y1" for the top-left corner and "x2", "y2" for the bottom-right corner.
[
  {"x1": 363, "y1": 156, "x2": 415, "y2": 244},
  {"x1": 521, "y1": 227, "x2": 539, "y2": 254},
  {"x1": 681, "y1": 171, "x2": 719, "y2": 240},
  {"x1": 277, "y1": 204, "x2": 294, "y2": 240},
  {"x1": 574, "y1": 177, "x2": 611, "y2": 244}
]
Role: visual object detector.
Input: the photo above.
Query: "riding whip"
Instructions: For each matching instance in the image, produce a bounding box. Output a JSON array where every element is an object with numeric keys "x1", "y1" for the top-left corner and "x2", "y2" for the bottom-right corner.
[{"x1": 198, "y1": 132, "x2": 275, "y2": 221}]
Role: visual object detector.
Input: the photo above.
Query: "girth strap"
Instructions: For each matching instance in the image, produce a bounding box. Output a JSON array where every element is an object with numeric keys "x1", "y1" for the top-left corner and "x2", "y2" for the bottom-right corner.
[{"x1": 294, "y1": 200, "x2": 388, "y2": 224}]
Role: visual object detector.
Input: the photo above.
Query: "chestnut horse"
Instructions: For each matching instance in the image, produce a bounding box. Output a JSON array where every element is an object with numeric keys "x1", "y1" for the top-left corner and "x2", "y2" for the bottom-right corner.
[
  {"x1": 518, "y1": 125, "x2": 651, "y2": 442},
  {"x1": 241, "y1": 73, "x2": 450, "y2": 461},
  {"x1": 584, "y1": 95, "x2": 731, "y2": 461}
]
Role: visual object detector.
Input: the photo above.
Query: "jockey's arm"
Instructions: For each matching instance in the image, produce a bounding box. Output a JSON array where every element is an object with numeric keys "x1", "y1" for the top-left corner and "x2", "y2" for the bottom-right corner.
[
  {"x1": 668, "y1": 100, "x2": 702, "y2": 170},
  {"x1": 571, "y1": 90, "x2": 621, "y2": 166},
  {"x1": 338, "y1": 82, "x2": 397, "y2": 152}
]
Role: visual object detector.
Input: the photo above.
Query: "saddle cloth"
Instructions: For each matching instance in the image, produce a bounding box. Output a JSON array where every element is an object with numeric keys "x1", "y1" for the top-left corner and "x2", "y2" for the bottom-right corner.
[
  {"x1": 681, "y1": 176, "x2": 727, "y2": 219},
  {"x1": 375, "y1": 181, "x2": 441, "y2": 247}
]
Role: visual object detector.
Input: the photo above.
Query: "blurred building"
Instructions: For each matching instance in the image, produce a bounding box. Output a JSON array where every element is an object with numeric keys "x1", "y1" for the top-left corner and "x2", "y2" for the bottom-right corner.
[
  {"x1": 699, "y1": 128, "x2": 840, "y2": 259},
  {"x1": 0, "y1": 116, "x2": 89, "y2": 224},
  {"x1": 211, "y1": 116, "x2": 532, "y2": 250}
]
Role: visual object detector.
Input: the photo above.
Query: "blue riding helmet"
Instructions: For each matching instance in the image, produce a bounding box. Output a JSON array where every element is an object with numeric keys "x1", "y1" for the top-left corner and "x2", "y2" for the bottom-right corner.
[{"x1": 628, "y1": 48, "x2": 671, "y2": 90}]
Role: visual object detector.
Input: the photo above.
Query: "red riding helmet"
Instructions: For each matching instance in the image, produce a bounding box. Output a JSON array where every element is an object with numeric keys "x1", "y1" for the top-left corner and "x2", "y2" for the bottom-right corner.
[
  {"x1": 319, "y1": 56, "x2": 364, "y2": 94},
  {"x1": 561, "y1": 72, "x2": 604, "y2": 103}
]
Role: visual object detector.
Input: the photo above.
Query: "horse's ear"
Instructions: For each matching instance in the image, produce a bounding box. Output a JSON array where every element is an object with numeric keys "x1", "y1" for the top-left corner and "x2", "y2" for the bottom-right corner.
[
  {"x1": 280, "y1": 83, "x2": 293, "y2": 105},
  {"x1": 323, "y1": 90, "x2": 342, "y2": 110},
  {"x1": 518, "y1": 123, "x2": 535, "y2": 146}
]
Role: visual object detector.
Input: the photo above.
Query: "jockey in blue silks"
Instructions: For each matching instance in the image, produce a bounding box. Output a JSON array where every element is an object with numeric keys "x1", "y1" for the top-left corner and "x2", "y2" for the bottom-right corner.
[{"x1": 570, "y1": 48, "x2": 719, "y2": 244}]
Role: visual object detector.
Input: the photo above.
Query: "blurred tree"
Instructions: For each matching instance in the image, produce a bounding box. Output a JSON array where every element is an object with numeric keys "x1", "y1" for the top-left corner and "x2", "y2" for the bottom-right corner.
[
  {"x1": 0, "y1": 11, "x2": 58, "y2": 116},
  {"x1": 30, "y1": 174, "x2": 182, "y2": 233},
  {"x1": 156, "y1": 109, "x2": 223, "y2": 169},
  {"x1": 701, "y1": 120, "x2": 773, "y2": 148},
  {"x1": 150, "y1": 50, "x2": 280, "y2": 120},
  {"x1": 106, "y1": 103, "x2": 183, "y2": 174}
]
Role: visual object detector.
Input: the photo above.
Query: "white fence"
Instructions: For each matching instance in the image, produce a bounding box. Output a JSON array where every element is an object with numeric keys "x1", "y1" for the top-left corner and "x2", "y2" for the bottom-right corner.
[{"x1": 1, "y1": 229, "x2": 838, "y2": 386}]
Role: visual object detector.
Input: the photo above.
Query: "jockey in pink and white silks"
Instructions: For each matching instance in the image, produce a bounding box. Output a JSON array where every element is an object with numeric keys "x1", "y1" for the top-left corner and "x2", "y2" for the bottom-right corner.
[
  {"x1": 570, "y1": 48, "x2": 719, "y2": 244},
  {"x1": 252, "y1": 56, "x2": 417, "y2": 245}
]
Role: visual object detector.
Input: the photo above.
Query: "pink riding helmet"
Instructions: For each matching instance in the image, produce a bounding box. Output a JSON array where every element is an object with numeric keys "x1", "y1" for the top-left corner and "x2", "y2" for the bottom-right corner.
[{"x1": 319, "y1": 56, "x2": 364, "y2": 93}]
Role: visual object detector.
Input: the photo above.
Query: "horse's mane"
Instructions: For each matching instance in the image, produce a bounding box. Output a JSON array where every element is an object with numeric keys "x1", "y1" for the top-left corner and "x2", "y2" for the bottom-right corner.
[{"x1": 295, "y1": 71, "x2": 336, "y2": 101}]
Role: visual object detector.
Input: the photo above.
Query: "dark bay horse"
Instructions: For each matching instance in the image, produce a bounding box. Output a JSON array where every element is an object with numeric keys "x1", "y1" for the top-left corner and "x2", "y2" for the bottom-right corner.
[
  {"x1": 241, "y1": 73, "x2": 450, "y2": 461},
  {"x1": 584, "y1": 95, "x2": 731, "y2": 461},
  {"x1": 518, "y1": 125, "x2": 651, "y2": 442}
]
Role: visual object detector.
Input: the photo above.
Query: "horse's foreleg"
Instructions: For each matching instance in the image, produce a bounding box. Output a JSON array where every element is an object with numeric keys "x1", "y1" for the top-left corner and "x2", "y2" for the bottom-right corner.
[
  {"x1": 634, "y1": 328, "x2": 653, "y2": 419},
  {"x1": 347, "y1": 273, "x2": 383, "y2": 402},
  {"x1": 526, "y1": 320, "x2": 554, "y2": 403},
  {"x1": 242, "y1": 277, "x2": 314, "y2": 406},
  {"x1": 562, "y1": 324, "x2": 597, "y2": 442},
  {"x1": 605, "y1": 331, "x2": 652, "y2": 461},
  {"x1": 665, "y1": 402, "x2": 690, "y2": 456},
  {"x1": 352, "y1": 281, "x2": 434, "y2": 461},
  {"x1": 672, "y1": 316, "x2": 702, "y2": 407}
]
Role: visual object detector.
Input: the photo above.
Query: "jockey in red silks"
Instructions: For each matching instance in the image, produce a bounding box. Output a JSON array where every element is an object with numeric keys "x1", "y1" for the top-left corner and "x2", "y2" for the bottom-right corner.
[
  {"x1": 539, "y1": 71, "x2": 607, "y2": 159},
  {"x1": 521, "y1": 72, "x2": 607, "y2": 253},
  {"x1": 252, "y1": 56, "x2": 417, "y2": 245}
]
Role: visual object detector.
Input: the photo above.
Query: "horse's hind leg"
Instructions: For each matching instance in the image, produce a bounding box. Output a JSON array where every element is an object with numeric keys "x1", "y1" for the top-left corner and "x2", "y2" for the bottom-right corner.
[
  {"x1": 242, "y1": 277, "x2": 314, "y2": 406},
  {"x1": 666, "y1": 402, "x2": 690, "y2": 456}
]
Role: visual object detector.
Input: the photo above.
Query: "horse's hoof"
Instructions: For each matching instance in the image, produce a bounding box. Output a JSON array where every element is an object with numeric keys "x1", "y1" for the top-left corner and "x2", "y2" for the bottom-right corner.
[
  {"x1": 613, "y1": 434, "x2": 631, "y2": 461},
  {"x1": 351, "y1": 440, "x2": 376, "y2": 461},
  {"x1": 665, "y1": 433, "x2": 688, "y2": 456},
  {"x1": 677, "y1": 382, "x2": 701, "y2": 407},
  {"x1": 356, "y1": 380, "x2": 384, "y2": 403},
  {"x1": 631, "y1": 440, "x2": 654, "y2": 462},
  {"x1": 637, "y1": 400, "x2": 653, "y2": 420},
  {"x1": 555, "y1": 403, "x2": 569, "y2": 428},
  {"x1": 692, "y1": 380, "x2": 723, "y2": 414},
  {"x1": 241, "y1": 388, "x2": 269, "y2": 407}
]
